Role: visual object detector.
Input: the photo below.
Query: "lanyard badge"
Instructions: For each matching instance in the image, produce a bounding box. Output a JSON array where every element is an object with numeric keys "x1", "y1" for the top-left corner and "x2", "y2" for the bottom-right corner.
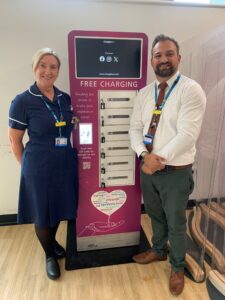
[
  {"x1": 42, "y1": 97, "x2": 68, "y2": 147},
  {"x1": 144, "y1": 134, "x2": 153, "y2": 145},
  {"x1": 55, "y1": 137, "x2": 68, "y2": 147},
  {"x1": 152, "y1": 109, "x2": 161, "y2": 115},
  {"x1": 55, "y1": 121, "x2": 66, "y2": 127},
  {"x1": 43, "y1": 98, "x2": 67, "y2": 127}
]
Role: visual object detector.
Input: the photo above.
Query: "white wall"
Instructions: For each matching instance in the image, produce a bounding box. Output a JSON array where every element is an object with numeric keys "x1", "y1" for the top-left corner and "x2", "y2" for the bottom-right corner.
[{"x1": 0, "y1": 0, "x2": 225, "y2": 215}]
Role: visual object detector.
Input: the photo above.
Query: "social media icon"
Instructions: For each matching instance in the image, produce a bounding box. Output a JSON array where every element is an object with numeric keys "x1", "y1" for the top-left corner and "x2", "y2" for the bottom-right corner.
[
  {"x1": 106, "y1": 56, "x2": 112, "y2": 62},
  {"x1": 99, "y1": 56, "x2": 105, "y2": 62}
]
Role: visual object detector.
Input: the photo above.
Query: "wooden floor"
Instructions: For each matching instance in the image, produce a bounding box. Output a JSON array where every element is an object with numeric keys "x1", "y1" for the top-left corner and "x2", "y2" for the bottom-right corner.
[{"x1": 0, "y1": 214, "x2": 210, "y2": 300}]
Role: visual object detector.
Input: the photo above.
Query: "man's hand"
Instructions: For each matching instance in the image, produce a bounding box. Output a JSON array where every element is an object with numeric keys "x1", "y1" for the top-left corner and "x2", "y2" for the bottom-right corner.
[{"x1": 141, "y1": 153, "x2": 166, "y2": 175}]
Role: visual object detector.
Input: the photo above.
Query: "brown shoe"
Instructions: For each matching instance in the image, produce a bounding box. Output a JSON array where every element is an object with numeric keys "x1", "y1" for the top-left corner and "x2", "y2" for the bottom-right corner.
[
  {"x1": 169, "y1": 269, "x2": 184, "y2": 296},
  {"x1": 132, "y1": 250, "x2": 167, "y2": 264}
]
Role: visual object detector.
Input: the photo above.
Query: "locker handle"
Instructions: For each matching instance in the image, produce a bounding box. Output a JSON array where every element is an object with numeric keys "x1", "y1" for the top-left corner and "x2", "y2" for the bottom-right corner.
[
  {"x1": 108, "y1": 147, "x2": 129, "y2": 150},
  {"x1": 108, "y1": 162, "x2": 128, "y2": 165},
  {"x1": 107, "y1": 176, "x2": 128, "y2": 180},
  {"x1": 108, "y1": 131, "x2": 128, "y2": 135},
  {"x1": 107, "y1": 98, "x2": 130, "y2": 102},
  {"x1": 108, "y1": 115, "x2": 129, "y2": 119}
]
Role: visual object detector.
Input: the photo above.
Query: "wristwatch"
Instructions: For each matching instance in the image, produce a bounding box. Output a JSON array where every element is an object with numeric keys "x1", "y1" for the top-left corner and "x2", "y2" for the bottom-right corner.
[{"x1": 139, "y1": 151, "x2": 148, "y2": 161}]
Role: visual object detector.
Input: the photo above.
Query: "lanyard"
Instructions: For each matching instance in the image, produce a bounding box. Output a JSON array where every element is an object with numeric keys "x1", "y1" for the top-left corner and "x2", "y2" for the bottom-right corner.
[
  {"x1": 154, "y1": 74, "x2": 181, "y2": 109},
  {"x1": 42, "y1": 97, "x2": 64, "y2": 136}
]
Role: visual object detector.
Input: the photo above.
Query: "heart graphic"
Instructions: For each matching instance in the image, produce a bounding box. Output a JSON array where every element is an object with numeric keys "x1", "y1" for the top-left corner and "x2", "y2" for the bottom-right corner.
[{"x1": 91, "y1": 190, "x2": 127, "y2": 216}]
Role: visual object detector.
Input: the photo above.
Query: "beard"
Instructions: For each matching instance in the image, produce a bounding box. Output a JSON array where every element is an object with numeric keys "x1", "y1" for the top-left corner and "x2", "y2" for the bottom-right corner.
[{"x1": 154, "y1": 62, "x2": 175, "y2": 78}]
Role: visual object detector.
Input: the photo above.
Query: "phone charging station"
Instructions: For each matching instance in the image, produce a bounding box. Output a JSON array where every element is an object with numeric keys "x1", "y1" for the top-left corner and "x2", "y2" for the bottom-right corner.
[{"x1": 67, "y1": 30, "x2": 148, "y2": 268}]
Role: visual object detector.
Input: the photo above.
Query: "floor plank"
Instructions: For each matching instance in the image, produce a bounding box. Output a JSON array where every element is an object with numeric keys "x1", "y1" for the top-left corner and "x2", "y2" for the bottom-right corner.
[{"x1": 0, "y1": 215, "x2": 210, "y2": 300}]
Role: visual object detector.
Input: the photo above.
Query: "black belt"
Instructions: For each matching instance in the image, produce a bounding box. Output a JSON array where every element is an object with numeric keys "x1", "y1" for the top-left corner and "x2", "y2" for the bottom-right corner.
[{"x1": 157, "y1": 164, "x2": 192, "y2": 172}]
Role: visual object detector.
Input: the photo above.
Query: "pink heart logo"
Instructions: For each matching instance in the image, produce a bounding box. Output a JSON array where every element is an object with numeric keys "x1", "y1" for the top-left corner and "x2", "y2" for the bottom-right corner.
[{"x1": 91, "y1": 190, "x2": 127, "y2": 216}]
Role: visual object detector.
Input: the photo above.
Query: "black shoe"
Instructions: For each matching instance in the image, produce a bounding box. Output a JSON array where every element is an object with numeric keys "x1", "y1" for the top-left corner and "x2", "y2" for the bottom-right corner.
[
  {"x1": 53, "y1": 241, "x2": 66, "y2": 259},
  {"x1": 46, "y1": 257, "x2": 60, "y2": 280}
]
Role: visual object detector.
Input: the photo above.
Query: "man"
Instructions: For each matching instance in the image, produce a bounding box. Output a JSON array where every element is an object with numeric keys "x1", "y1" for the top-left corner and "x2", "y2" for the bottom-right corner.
[{"x1": 129, "y1": 34, "x2": 206, "y2": 295}]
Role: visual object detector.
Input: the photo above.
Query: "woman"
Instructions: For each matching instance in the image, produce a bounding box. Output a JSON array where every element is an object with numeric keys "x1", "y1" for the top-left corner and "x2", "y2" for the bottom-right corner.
[{"x1": 8, "y1": 48, "x2": 78, "y2": 280}]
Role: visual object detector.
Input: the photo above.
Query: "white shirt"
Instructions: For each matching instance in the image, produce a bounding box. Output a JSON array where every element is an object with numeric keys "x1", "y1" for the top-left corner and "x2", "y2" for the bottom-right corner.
[{"x1": 129, "y1": 71, "x2": 206, "y2": 165}]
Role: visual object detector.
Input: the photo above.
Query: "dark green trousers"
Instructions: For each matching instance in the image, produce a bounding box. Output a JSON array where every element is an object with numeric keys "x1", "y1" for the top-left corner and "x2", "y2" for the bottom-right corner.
[{"x1": 141, "y1": 166, "x2": 194, "y2": 272}]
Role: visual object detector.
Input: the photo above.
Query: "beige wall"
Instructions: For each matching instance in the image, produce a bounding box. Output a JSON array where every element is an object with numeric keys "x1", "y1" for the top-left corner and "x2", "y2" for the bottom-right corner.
[{"x1": 0, "y1": 0, "x2": 225, "y2": 214}]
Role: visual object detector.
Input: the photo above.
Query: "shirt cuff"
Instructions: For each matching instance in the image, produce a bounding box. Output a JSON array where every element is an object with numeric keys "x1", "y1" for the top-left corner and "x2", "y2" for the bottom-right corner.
[{"x1": 8, "y1": 119, "x2": 27, "y2": 130}]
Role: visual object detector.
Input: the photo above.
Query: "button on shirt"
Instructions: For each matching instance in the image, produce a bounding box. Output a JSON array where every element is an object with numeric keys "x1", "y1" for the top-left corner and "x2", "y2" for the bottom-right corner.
[{"x1": 129, "y1": 72, "x2": 206, "y2": 166}]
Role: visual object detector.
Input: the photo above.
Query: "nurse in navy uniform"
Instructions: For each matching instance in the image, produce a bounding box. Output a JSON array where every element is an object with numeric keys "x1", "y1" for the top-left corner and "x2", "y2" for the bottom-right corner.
[{"x1": 8, "y1": 48, "x2": 78, "y2": 280}]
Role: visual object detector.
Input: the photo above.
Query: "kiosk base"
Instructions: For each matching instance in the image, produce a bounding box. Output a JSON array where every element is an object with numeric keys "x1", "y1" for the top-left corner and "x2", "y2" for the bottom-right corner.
[{"x1": 65, "y1": 220, "x2": 150, "y2": 270}]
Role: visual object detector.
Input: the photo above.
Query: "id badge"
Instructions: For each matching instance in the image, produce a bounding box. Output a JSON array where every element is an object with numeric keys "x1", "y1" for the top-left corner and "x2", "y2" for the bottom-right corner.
[
  {"x1": 144, "y1": 134, "x2": 153, "y2": 145},
  {"x1": 55, "y1": 137, "x2": 68, "y2": 147}
]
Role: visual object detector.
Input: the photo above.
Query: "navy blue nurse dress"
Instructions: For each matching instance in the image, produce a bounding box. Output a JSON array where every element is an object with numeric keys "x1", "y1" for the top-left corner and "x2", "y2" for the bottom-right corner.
[{"x1": 9, "y1": 83, "x2": 78, "y2": 228}]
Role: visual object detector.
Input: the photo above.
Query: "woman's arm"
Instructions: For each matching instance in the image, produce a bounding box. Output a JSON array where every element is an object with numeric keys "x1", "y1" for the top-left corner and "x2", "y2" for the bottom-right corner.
[{"x1": 8, "y1": 128, "x2": 25, "y2": 165}]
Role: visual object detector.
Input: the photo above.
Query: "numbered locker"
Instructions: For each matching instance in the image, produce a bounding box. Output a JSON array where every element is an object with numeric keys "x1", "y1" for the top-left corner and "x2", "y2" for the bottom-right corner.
[
  {"x1": 100, "y1": 155, "x2": 134, "y2": 173},
  {"x1": 100, "y1": 125, "x2": 130, "y2": 142},
  {"x1": 100, "y1": 108, "x2": 133, "y2": 126},
  {"x1": 101, "y1": 170, "x2": 135, "y2": 187},
  {"x1": 100, "y1": 140, "x2": 134, "y2": 157},
  {"x1": 99, "y1": 90, "x2": 136, "y2": 109}
]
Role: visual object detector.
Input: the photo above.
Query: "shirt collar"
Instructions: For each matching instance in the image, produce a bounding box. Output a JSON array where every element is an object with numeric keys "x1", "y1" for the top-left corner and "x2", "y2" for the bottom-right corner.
[
  {"x1": 156, "y1": 71, "x2": 180, "y2": 89},
  {"x1": 29, "y1": 82, "x2": 62, "y2": 99}
]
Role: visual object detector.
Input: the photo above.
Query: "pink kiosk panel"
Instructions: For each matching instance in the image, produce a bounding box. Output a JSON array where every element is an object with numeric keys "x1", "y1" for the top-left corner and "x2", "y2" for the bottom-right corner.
[{"x1": 68, "y1": 30, "x2": 148, "y2": 251}]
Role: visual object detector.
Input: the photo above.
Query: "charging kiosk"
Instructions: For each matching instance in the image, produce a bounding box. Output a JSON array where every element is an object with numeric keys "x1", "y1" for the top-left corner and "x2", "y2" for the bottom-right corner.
[{"x1": 68, "y1": 30, "x2": 148, "y2": 253}]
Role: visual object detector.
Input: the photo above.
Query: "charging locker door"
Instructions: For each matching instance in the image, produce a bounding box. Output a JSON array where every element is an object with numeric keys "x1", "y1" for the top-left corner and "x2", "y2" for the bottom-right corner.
[
  {"x1": 100, "y1": 90, "x2": 135, "y2": 109},
  {"x1": 100, "y1": 125, "x2": 130, "y2": 143},
  {"x1": 99, "y1": 90, "x2": 136, "y2": 188}
]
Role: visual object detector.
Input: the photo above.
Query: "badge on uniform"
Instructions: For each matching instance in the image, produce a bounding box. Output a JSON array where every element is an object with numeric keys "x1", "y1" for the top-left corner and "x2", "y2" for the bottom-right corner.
[
  {"x1": 152, "y1": 109, "x2": 161, "y2": 115},
  {"x1": 144, "y1": 134, "x2": 153, "y2": 145},
  {"x1": 55, "y1": 121, "x2": 66, "y2": 127},
  {"x1": 71, "y1": 116, "x2": 80, "y2": 129},
  {"x1": 55, "y1": 137, "x2": 68, "y2": 147}
]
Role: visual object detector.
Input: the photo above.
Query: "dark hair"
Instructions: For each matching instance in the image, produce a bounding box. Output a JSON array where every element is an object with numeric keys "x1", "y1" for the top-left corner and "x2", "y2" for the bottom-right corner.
[{"x1": 151, "y1": 34, "x2": 180, "y2": 56}]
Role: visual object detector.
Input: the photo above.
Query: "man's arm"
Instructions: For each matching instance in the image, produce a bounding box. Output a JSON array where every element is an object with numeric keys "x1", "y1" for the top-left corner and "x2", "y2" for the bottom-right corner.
[
  {"x1": 129, "y1": 92, "x2": 148, "y2": 157},
  {"x1": 155, "y1": 83, "x2": 206, "y2": 163}
]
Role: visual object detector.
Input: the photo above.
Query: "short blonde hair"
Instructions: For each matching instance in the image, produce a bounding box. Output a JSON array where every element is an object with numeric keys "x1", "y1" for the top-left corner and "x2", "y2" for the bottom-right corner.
[{"x1": 32, "y1": 48, "x2": 61, "y2": 72}]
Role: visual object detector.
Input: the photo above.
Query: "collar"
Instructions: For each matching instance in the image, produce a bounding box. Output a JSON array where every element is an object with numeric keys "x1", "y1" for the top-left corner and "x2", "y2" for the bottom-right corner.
[
  {"x1": 156, "y1": 71, "x2": 180, "y2": 89},
  {"x1": 28, "y1": 82, "x2": 62, "y2": 100}
]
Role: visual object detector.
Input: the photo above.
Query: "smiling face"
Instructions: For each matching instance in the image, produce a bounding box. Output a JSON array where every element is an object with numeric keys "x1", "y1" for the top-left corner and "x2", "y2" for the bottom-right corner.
[
  {"x1": 151, "y1": 40, "x2": 181, "y2": 82},
  {"x1": 34, "y1": 54, "x2": 59, "y2": 90}
]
